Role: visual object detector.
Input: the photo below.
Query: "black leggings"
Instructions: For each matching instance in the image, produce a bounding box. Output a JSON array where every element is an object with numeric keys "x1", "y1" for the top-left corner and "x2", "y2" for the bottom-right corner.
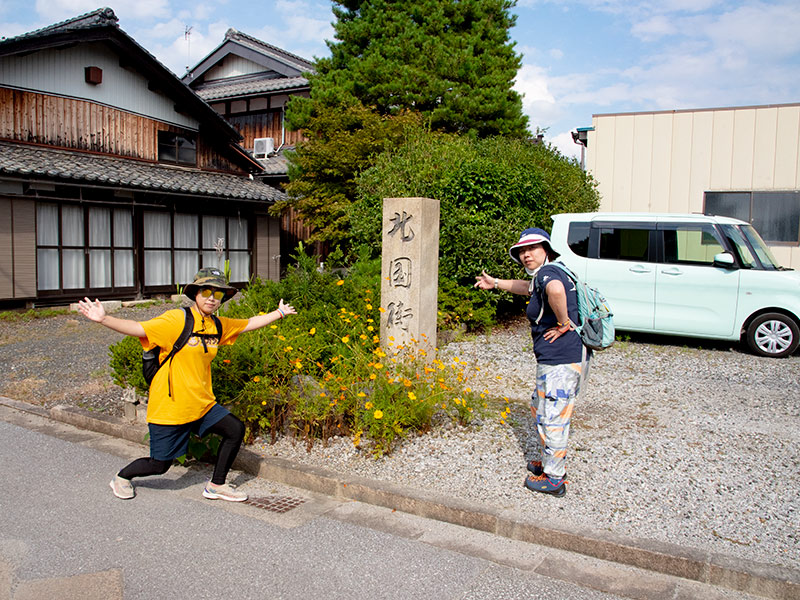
[{"x1": 118, "y1": 414, "x2": 245, "y2": 486}]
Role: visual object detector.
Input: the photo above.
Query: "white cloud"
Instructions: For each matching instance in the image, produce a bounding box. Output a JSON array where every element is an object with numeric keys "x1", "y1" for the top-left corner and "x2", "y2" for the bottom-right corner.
[
  {"x1": 549, "y1": 48, "x2": 564, "y2": 60},
  {"x1": 631, "y1": 15, "x2": 677, "y2": 41},
  {"x1": 34, "y1": 0, "x2": 98, "y2": 21},
  {"x1": 35, "y1": 0, "x2": 171, "y2": 22}
]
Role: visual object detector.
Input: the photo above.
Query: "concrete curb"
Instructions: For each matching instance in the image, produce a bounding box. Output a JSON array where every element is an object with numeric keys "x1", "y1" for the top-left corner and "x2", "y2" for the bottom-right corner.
[{"x1": 2, "y1": 396, "x2": 798, "y2": 600}]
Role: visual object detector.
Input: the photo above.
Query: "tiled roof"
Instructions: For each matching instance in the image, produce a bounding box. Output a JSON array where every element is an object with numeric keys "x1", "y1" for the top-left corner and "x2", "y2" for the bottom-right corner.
[
  {"x1": 0, "y1": 7, "x2": 119, "y2": 41},
  {"x1": 195, "y1": 75, "x2": 309, "y2": 101},
  {"x1": 0, "y1": 142, "x2": 285, "y2": 202},
  {"x1": 224, "y1": 29, "x2": 315, "y2": 73},
  {"x1": 258, "y1": 151, "x2": 292, "y2": 176}
]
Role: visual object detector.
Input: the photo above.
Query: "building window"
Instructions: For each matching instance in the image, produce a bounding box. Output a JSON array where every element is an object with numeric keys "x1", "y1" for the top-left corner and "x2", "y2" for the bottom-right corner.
[
  {"x1": 36, "y1": 203, "x2": 134, "y2": 292},
  {"x1": 705, "y1": 191, "x2": 800, "y2": 244},
  {"x1": 143, "y1": 211, "x2": 251, "y2": 288},
  {"x1": 157, "y1": 131, "x2": 197, "y2": 166}
]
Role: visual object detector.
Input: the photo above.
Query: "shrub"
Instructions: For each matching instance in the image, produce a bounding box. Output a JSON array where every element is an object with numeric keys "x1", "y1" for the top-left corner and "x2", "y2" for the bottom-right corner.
[
  {"x1": 108, "y1": 247, "x2": 487, "y2": 457},
  {"x1": 350, "y1": 133, "x2": 600, "y2": 328}
]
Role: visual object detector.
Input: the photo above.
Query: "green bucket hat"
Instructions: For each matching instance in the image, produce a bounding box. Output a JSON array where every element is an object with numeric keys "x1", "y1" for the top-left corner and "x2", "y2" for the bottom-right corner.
[{"x1": 183, "y1": 267, "x2": 238, "y2": 302}]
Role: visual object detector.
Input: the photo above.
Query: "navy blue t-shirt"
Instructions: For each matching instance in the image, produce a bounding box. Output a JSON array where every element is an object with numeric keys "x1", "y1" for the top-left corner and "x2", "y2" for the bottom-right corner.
[{"x1": 525, "y1": 264, "x2": 584, "y2": 365}]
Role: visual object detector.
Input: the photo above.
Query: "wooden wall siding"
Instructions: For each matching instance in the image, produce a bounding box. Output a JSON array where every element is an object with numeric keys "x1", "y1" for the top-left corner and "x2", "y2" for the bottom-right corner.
[
  {"x1": 0, "y1": 198, "x2": 37, "y2": 300},
  {"x1": 228, "y1": 111, "x2": 306, "y2": 151},
  {"x1": 0, "y1": 88, "x2": 246, "y2": 173},
  {"x1": 0, "y1": 199, "x2": 12, "y2": 299},
  {"x1": 196, "y1": 137, "x2": 242, "y2": 172},
  {"x1": 0, "y1": 87, "x2": 159, "y2": 158},
  {"x1": 255, "y1": 214, "x2": 281, "y2": 281},
  {"x1": 0, "y1": 43, "x2": 197, "y2": 129}
]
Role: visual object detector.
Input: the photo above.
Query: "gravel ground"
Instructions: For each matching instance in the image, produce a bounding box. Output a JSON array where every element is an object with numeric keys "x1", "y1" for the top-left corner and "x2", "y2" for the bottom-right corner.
[{"x1": 1, "y1": 303, "x2": 798, "y2": 573}]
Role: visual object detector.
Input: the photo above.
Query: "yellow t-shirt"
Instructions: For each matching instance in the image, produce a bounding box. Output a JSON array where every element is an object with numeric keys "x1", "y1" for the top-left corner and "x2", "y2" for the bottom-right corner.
[{"x1": 139, "y1": 307, "x2": 248, "y2": 425}]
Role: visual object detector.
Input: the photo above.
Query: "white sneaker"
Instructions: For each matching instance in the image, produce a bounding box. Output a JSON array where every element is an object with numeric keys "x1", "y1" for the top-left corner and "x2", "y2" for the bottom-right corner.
[
  {"x1": 110, "y1": 475, "x2": 135, "y2": 499},
  {"x1": 202, "y1": 482, "x2": 247, "y2": 502}
]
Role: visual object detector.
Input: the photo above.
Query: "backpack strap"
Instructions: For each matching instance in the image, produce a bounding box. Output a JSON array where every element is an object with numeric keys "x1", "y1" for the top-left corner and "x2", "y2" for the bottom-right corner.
[
  {"x1": 159, "y1": 307, "x2": 194, "y2": 397},
  {"x1": 531, "y1": 262, "x2": 579, "y2": 326}
]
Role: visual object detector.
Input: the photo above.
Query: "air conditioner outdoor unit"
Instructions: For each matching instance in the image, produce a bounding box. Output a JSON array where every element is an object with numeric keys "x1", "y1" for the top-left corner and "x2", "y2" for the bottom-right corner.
[{"x1": 253, "y1": 137, "x2": 275, "y2": 159}]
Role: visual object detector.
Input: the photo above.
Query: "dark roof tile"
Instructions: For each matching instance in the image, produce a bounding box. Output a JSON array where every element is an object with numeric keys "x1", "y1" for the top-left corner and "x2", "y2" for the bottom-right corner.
[{"x1": 0, "y1": 142, "x2": 285, "y2": 202}]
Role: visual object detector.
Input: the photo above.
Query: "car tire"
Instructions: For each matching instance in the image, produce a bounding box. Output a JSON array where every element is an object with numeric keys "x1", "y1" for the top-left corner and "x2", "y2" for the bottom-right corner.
[{"x1": 745, "y1": 313, "x2": 800, "y2": 358}]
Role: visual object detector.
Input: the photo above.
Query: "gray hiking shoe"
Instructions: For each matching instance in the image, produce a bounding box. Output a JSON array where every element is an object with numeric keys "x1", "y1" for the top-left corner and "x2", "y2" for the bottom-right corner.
[
  {"x1": 202, "y1": 482, "x2": 247, "y2": 502},
  {"x1": 110, "y1": 475, "x2": 135, "y2": 499}
]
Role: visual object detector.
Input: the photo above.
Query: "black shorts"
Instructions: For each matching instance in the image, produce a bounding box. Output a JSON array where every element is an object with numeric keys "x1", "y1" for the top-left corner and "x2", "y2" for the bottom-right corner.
[{"x1": 148, "y1": 403, "x2": 230, "y2": 461}]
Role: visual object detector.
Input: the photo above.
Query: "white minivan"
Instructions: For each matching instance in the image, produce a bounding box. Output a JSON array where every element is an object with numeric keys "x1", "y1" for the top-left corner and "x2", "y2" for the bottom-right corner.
[{"x1": 549, "y1": 212, "x2": 800, "y2": 358}]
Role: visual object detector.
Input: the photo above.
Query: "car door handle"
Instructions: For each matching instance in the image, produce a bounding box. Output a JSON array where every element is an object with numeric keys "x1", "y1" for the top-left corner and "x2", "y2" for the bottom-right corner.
[
  {"x1": 629, "y1": 266, "x2": 652, "y2": 273},
  {"x1": 660, "y1": 267, "x2": 683, "y2": 276}
]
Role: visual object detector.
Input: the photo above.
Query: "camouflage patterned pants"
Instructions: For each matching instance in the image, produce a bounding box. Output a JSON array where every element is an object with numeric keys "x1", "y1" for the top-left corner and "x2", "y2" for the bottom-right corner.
[{"x1": 530, "y1": 361, "x2": 589, "y2": 479}]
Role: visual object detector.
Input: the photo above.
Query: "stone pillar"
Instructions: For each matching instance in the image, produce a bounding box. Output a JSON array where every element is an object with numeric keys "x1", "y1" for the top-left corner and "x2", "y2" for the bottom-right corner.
[{"x1": 380, "y1": 197, "x2": 440, "y2": 358}]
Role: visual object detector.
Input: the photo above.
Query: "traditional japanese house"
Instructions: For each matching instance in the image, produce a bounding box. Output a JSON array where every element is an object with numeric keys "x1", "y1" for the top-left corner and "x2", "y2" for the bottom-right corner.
[{"x1": 0, "y1": 8, "x2": 285, "y2": 306}]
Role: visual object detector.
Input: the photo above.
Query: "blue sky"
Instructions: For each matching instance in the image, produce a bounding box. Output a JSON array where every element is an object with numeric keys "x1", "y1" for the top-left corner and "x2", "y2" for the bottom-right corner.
[{"x1": 1, "y1": 0, "x2": 798, "y2": 159}]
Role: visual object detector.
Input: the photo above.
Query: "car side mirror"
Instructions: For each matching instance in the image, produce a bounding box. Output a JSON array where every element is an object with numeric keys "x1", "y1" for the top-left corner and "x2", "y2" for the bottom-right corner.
[{"x1": 713, "y1": 252, "x2": 736, "y2": 268}]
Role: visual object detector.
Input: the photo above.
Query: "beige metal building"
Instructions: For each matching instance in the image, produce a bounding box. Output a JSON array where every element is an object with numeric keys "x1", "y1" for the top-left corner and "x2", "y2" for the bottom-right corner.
[{"x1": 585, "y1": 103, "x2": 800, "y2": 269}]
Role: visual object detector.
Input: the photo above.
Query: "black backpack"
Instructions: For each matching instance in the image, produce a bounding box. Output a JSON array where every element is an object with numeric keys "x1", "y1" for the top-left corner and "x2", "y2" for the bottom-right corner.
[{"x1": 142, "y1": 307, "x2": 223, "y2": 386}]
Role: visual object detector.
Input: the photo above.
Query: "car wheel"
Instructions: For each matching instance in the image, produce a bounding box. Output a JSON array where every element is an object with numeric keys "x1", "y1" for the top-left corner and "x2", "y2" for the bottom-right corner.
[{"x1": 745, "y1": 313, "x2": 800, "y2": 358}]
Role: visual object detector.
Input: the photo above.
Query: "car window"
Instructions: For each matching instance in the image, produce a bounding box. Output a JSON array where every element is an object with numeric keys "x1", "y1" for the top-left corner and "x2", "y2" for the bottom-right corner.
[
  {"x1": 567, "y1": 222, "x2": 590, "y2": 257},
  {"x1": 598, "y1": 227, "x2": 650, "y2": 261},
  {"x1": 662, "y1": 225, "x2": 725, "y2": 265},
  {"x1": 719, "y1": 224, "x2": 758, "y2": 268}
]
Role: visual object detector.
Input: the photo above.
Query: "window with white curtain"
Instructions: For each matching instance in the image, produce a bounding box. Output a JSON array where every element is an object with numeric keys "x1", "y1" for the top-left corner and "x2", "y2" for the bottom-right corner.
[
  {"x1": 113, "y1": 209, "x2": 134, "y2": 287},
  {"x1": 144, "y1": 211, "x2": 172, "y2": 286},
  {"x1": 36, "y1": 203, "x2": 134, "y2": 292},
  {"x1": 201, "y1": 214, "x2": 250, "y2": 283},
  {"x1": 36, "y1": 203, "x2": 60, "y2": 290},
  {"x1": 174, "y1": 214, "x2": 199, "y2": 286}
]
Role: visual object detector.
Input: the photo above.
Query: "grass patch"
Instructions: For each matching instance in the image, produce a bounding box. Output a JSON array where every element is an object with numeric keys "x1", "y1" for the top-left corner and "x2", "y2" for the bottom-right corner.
[{"x1": 0, "y1": 308, "x2": 70, "y2": 322}]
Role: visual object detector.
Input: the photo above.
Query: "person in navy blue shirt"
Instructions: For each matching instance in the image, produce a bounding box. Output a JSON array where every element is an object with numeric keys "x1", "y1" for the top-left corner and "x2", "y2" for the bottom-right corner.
[{"x1": 475, "y1": 228, "x2": 590, "y2": 497}]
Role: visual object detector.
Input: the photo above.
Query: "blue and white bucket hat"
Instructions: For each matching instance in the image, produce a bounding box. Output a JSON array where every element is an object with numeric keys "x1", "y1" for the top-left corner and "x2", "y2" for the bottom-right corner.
[{"x1": 509, "y1": 227, "x2": 560, "y2": 273}]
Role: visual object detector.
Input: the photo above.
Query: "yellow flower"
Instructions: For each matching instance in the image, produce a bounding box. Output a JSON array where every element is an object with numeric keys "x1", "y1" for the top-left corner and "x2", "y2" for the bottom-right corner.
[
  {"x1": 408, "y1": 392, "x2": 416, "y2": 400},
  {"x1": 374, "y1": 363, "x2": 383, "y2": 369},
  {"x1": 369, "y1": 373, "x2": 377, "y2": 380},
  {"x1": 379, "y1": 307, "x2": 386, "y2": 313},
  {"x1": 253, "y1": 376, "x2": 261, "y2": 383},
  {"x1": 336, "y1": 280, "x2": 344, "y2": 286},
  {"x1": 357, "y1": 392, "x2": 366, "y2": 398},
  {"x1": 366, "y1": 304, "x2": 373, "y2": 310},
  {"x1": 319, "y1": 392, "x2": 327, "y2": 397},
  {"x1": 270, "y1": 325, "x2": 277, "y2": 329},
  {"x1": 403, "y1": 378, "x2": 412, "y2": 387},
  {"x1": 262, "y1": 401, "x2": 267, "y2": 406},
  {"x1": 278, "y1": 335, "x2": 286, "y2": 341},
  {"x1": 454, "y1": 397, "x2": 461, "y2": 405},
  {"x1": 365, "y1": 402, "x2": 374, "y2": 409},
  {"x1": 367, "y1": 326, "x2": 374, "y2": 332},
  {"x1": 309, "y1": 327, "x2": 316, "y2": 335},
  {"x1": 360, "y1": 334, "x2": 368, "y2": 340},
  {"x1": 373, "y1": 410, "x2": 383, "y2": 419},
  {"x1": 341, "y1": 335, "x2": 350, "y2": 343},
  {"x1": 284, "y1": 346, "x2": 293, "y2": 352}
]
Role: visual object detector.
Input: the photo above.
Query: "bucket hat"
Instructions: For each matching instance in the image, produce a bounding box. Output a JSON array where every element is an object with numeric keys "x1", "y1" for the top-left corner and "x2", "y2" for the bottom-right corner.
[
  {"x1": 183, "y1": 267, "x2": 238, "y2": 302},
  {"x1": 509, "y1": 227, "x2": 560, "y2": 265}
]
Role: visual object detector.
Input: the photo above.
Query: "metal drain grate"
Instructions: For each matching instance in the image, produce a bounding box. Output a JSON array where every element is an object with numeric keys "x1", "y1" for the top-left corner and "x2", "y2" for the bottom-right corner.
[{"x1": 244, "y1": 495, "x2": 306, "y2": 513}]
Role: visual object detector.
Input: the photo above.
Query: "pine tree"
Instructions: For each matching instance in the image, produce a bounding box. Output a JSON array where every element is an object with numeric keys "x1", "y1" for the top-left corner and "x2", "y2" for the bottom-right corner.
[{"x1": 288, "y1": 0, "x2": 528, "y2": 138}]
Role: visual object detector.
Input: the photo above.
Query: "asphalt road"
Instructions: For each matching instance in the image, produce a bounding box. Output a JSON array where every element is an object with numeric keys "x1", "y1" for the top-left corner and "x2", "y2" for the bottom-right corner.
[{"x1": 0, "y1": 404, "x2": 763, "y2": 600}]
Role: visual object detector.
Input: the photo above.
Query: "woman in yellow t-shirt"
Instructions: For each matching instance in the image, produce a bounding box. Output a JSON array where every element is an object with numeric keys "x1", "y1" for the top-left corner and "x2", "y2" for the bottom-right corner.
[{"x1": 78, "y1": 267, "x2": 297, "y2": 502}]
